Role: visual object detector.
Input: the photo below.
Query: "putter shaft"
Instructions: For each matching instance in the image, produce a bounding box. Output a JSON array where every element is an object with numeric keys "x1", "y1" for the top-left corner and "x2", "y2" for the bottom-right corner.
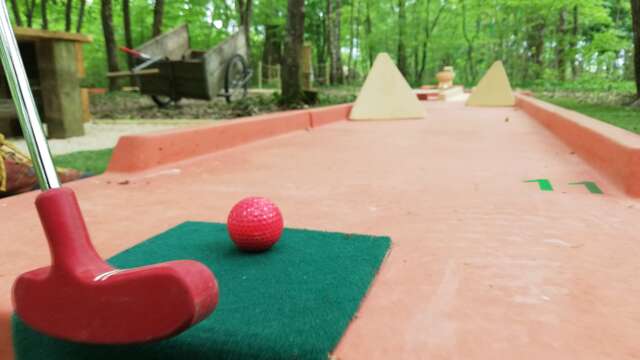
[{"x1": 0, "y1": 1, "x2": 60, "y2": 190}]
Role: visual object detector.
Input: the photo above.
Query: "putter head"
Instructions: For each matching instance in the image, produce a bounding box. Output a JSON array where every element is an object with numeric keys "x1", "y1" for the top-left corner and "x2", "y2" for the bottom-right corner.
[
  {"x1": 12, "y1": 188, "x2": 218, "y2": 344},
  {"x1": 14, "y1": 260, "x2": 218, "y2": 344}
]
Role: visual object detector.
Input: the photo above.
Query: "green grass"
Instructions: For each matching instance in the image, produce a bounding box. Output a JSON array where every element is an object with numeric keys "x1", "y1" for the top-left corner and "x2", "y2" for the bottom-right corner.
[
  {"x1": 53, "y1": 148, "x2": 113, "y2": 175},
  {"x1": 543, "y1": 97, "x2": 640, "y2": 134},
  {"x1": 531, "y1": 77, "x2": 636, "y2": 94}
]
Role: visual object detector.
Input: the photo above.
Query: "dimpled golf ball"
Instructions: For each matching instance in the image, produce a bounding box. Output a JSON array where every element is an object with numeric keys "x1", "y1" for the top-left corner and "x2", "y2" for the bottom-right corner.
[{"x1": 227, "y1": 197, "x2": 284, "y2": 252}]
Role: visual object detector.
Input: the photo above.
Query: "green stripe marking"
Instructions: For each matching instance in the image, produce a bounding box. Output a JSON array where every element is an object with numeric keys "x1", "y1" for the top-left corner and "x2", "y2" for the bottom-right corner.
[
  {"x1": 569, "y1": 181, "x2": 604, "y2": 194},
  {"x1": 525, "y1": 179, "x2": 553, "y2": 191}
]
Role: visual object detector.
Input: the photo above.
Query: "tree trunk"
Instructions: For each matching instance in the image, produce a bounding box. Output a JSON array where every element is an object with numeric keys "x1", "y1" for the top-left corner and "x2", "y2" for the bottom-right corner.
[
  {"x1": 41, "y1": 0, "x2": 48, "y2": 29},
  {"x1": 315, "y1": 9, "x2": 326, "y2": 84},
  {"x1": 77, "y1": 0, "x2": 87, "y2": 33},
  {"x1": 65, "y1": 0, "x2": 73, "y2": 32},
  {"x1": 262, "y1": 24, "x2": 282, "y2": 82},
  {"x1": 152, "y1": 0, "x2": 165, "y2": 37},
  {"x1": 351, "y1": 0, "x2": 361, "y2": 81},
  {"x1": 365, "y1": 0, "x2": 373, "y2": 68},
  {"x1": 281, "y1": 0, "x2": 305, "y2": 106},
  {"x1": 236, "y1": 0, "x2": 253, "y2": 63},
  {"x1": 632, "y1": 0, "x2": 640, "y2": 100},
  {"x1": 347, "y1": 0, "x2": 356, "y2": 82},
  {"x1": 417, "y1": 0, "x2": 445, "y2": 84},
  {"x1": 397, "y1": 0, "x2": 407, "y2": 77},
  {"x1": 328, "y1": 0, "x2": 343, "y2": 84},
  {"x1": 527, "y1": 16, "x2": 546, "y2": 82},
  {"x1": 101, "y1": 0, "x2": 120, "y2": 92},
  {"x1": 461, "y1": 0, "x2": 480, "y2": 83},
  {"x1": 570, "y1": 5, "x2": 579, "y2": 79},
  {"x1": 9, "y1": 0, "x2": 22, "y2": 27},
  {"x1": 25, "y1": 0, "x2": 36, "y2": 27},
  {"x1": 123, "y1": 0, "x2": 136, "y2": 87},
  {"x1": 416, "y1": 0, "x2": 430, "y2": 84},
  {"x1": 123, "y1": 0, "x2": 134, "y2": 70},
  {"x1": 324, "y1": 0, "x2": 332, "y2": 82},
  {"x1": 556, "y1": 7, "x2": 567, "y2": 81}
]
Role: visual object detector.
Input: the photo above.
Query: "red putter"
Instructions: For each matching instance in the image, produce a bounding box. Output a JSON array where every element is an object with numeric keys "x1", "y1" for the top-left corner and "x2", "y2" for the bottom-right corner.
[
  {"x1": 0, "y1": 2, "x2": 218, "y2": 344},
  {"x1": 13, "y1": 188, "x2": 219, "y2": 343}
]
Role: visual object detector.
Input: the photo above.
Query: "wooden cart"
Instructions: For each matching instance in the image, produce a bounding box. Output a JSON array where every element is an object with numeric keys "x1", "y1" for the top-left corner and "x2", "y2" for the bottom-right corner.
[{"x1": 110, "y1": 25, "x2": 251, "y2": 107}]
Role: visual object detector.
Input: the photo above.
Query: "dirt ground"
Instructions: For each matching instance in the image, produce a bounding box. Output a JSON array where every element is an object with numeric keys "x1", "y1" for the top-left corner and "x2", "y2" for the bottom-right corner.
[
  {"x1": 90, "y1": 88, "x2": 358, "y2": 121},
  {"x1": 90, "y1": 91, "x2": 282, "y2": 120}
]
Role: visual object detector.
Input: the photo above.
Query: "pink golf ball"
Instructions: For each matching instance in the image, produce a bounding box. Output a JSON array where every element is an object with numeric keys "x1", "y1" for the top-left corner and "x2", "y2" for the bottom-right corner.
[{"x1": 227, "y1": 197, "x2": 284, "y2": 252}]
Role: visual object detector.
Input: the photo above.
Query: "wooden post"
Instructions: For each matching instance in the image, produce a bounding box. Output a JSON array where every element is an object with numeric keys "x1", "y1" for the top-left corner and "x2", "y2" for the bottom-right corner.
[
  {"x1": 302, "y1": 43, "x2": 312, "y2": 90},
  {"x1": 75, "y1": 42, "x2": 85, "y2": 78},
  {"x1": 80, "y1": 89, "x2": 91, "y2": 123},
  {"x1": 36, "y1": 40, "x2": 85, "y2": 138}
]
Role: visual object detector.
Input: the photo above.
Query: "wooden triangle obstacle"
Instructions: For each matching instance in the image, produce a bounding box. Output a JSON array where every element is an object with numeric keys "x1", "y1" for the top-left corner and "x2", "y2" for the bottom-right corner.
[
  {"x1": 466, "y1": 61, "x2": 515, "y2": 107},
  {"x1": 349, "y1": 53, "x2": 425, "y2": 120}
]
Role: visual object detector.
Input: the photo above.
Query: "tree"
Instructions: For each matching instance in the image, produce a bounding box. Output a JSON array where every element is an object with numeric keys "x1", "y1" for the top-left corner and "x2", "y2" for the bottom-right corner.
[
  {"x1": 556, "y1": 7, "x2": 567, "y2": 81},
  {"x1": 77, "y1": 0, "x2": 87, "y2": 33},
  {"x1": 281, "y1": 0, "x2": 305, "y2": 105},
  {"x1": 262, "y1": 24, "x2": 283, "y2": 82},
  {"x1": 9, "y1": 0, "x2": 22, "y2": 27},
  {"x1": 327, "y1": 0, "x2": 344, "y2": 84},
  {"x1": 526, "y1": 14, "x2": 546, "y2": 81},
  {"x1": 415, "y1": 0, "x2": 446, "y2": 84},
  {"x1": 101, "y1": 0, "x2": 120, "y2": 91},
  {"x1": 24, "y1": 0, "x2": 36, "y2": 27},
  {"x1": 397, "y1": 0, "x2": 407, "y2": 76},
  {"x1": 40, "y1": 0, "x2": 48, "y2": 30},
  {"x1": 364, "y1": 0, "x2": 373, "y2": 68},
  {"x1": 632, "y1": 0, "x2": 640, "y2": 101},
  {"x1": 65, "y1": 0, "x2": 73, "y2": 32},
  {"x1": 0, "y1": 0, "x2": 627, "y2": 94},
  {"x1": 347, "y1": 0, "x2": 360, "y2": 82},
  {"x1": 123, "y1": 0, "x2": 135, "y2": 70},
  {"x1": 461, "y1": 0, "x2": 482, "y2": 83},
  {"x1": 152, "y1": 0, "x2": 165, "y2": 37},
  {"x1": 569, "y1": 5, "x2": 579, "y2": 79},
  {"x1": 303, "y1": 0, "x2": 327, "y2": 83},
  {"x1": 236, "y1": 0, "x2": 253, "y2": 63}
]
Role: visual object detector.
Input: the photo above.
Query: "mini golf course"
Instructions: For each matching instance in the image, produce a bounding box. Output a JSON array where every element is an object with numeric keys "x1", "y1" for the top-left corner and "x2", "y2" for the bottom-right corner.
[{"x1": 0, "y1": 93, "x2": 639, "y2": 359}]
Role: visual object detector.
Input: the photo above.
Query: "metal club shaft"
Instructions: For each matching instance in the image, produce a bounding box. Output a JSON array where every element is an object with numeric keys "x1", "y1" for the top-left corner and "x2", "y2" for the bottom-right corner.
[{"x1": 0, "y1": 1, "x2": 60, "y2": 190}]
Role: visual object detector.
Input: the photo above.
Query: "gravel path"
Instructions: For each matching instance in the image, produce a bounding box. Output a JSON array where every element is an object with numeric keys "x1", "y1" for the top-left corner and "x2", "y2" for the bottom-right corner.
[{"x1": 8, "y1": 121, "x2": 215, "y2": 156}]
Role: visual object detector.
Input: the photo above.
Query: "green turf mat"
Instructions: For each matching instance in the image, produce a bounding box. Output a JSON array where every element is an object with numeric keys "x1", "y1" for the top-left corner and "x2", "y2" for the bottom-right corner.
[{"x1": 13, "y1": 222, "x2": 390, "y2": 360}]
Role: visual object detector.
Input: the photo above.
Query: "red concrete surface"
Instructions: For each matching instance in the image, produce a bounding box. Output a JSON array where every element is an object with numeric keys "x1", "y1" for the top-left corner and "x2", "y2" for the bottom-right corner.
[
  {"x1": 516, "y1": 94, "x2": 640, "y2": 197},
  {"x1": 309, "y1": 104, "x2": 352, "y2": 128},
  {"x1": 1, "y1": 100, "x2": 639, "y2": 359}
]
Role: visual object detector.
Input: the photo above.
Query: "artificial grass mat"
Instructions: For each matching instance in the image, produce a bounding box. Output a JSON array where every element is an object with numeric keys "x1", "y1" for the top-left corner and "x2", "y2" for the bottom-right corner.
[{"x1": 13, "y1": 221, "x2": 391, "y2": 360}]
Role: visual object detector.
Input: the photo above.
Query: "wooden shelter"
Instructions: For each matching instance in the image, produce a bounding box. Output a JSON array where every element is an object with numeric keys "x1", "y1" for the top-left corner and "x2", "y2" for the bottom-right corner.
[{"x1": 0, "y1": 27, "x2": 91, "y2": 138}]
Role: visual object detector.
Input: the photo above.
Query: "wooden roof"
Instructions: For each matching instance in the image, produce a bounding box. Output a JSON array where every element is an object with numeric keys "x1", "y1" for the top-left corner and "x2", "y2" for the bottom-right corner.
[{"x1": 13, "y1": 27, "x2": 92, "y2": 43}]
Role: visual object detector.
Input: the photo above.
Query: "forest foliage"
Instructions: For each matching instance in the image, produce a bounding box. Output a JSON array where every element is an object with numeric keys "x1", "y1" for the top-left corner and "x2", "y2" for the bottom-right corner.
[{"x1": 5, "y1": 0, "x2": 638, "y2": 95}]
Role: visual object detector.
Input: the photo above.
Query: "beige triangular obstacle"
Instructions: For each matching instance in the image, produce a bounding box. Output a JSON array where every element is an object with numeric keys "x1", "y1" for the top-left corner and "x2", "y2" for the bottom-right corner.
[
  {"x1": 466, "y1": 61, "x2": 515, "y2": 107},
  {"x1": 350, "y1": 53, "x2": 425, "y2": 120}
]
